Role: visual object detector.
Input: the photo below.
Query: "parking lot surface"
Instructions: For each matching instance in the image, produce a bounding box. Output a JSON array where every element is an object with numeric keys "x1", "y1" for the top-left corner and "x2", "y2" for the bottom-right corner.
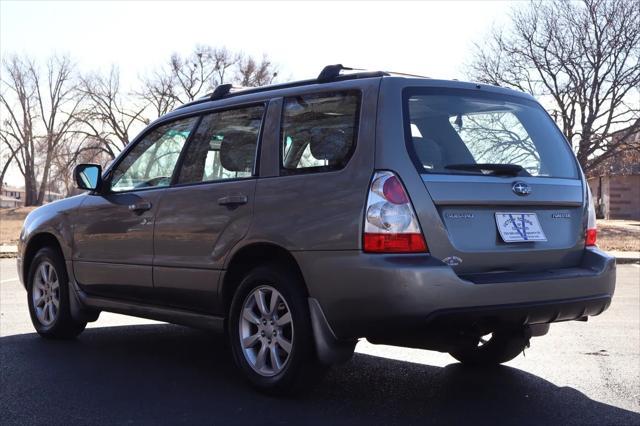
[{"x1": 1, "y1": 259, "x2": 639, "y2": 425}]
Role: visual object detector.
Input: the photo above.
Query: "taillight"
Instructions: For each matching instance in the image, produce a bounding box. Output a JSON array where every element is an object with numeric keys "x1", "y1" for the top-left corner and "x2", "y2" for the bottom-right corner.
[
  {"x1": 363, "y1": 171, "x2": 428, "y2": 253},
  {"x1": 586, "y1": 185, "x2": 597, "y2": 247}
]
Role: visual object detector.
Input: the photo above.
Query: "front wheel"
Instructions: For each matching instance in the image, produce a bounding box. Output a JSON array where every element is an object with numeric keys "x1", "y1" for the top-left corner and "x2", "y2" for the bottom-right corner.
[
  {"x1": 449, "y1": 329, "x2": 530, "y2": 366},
  {"x1": 27, "y1": 247, "x2": 87, "y2": 339},
  {"x1": 228, "y1": 263, "x2": 325, "y2": 394}
]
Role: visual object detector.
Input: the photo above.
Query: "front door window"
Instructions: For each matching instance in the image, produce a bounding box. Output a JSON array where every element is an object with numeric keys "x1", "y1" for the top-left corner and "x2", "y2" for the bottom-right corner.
[{"x1": 110, "y1": 117, "x2": 198, "y2": 192}]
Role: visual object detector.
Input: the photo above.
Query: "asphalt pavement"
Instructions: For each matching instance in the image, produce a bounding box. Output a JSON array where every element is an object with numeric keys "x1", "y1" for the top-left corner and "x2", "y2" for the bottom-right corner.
[{"x1": 1, "y1": 259, "x2": 639, "y2": 425}]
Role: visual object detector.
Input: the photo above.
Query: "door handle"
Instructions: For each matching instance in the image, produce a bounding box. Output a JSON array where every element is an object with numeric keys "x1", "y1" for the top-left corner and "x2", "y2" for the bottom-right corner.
[
  {"x1": 218, "y1": 195, "x2": 248, "y2": 206},
  {"x1": 128, "y1": 201, "x2": 152, "y2": 213}
]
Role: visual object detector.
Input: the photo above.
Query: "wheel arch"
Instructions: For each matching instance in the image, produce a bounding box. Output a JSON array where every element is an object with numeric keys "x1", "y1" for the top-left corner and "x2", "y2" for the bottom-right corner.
[
  {"x1": 23, "y1": 232, "x2": 65, "y2": 285},
  {"x1": 221, "y1": 242, "x2": 308, "y2": 314}
]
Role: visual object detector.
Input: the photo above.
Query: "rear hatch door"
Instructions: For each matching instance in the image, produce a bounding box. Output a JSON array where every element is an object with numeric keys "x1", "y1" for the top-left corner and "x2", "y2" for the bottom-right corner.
[{"x1": 404, "y1": 87, "x2": 586, "y2": 274}]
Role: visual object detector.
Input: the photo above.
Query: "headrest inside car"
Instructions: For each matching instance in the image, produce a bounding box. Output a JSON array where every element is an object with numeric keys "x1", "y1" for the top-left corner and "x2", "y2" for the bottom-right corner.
[
  {"x1": 309, "y1": 128, "x2": 352, "y2": 163},
  {"x1": 413, "y1": 137, "x2": 445, "y2": 170},
  {"x1": 219, "y1": 131, "x2": 257, "y2": 172}
]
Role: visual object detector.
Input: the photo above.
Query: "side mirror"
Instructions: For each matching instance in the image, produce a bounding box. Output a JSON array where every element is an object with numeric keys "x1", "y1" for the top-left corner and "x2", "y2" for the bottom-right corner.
[{"x1": 74, "y1": 164, "x2": 102, "y2": 191}]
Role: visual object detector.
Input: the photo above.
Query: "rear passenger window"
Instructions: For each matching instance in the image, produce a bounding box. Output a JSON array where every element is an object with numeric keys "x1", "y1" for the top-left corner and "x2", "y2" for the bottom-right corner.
[
  {"x1": 178, "y1": 106, "x2": 264, "y2": 184},
  {"x1": 280, "y1": 91, "x2": 360, "y2": 173}
]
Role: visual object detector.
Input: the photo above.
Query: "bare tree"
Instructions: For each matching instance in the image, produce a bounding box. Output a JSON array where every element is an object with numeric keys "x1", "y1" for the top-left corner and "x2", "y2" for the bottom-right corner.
[
  {"x1": 78, "y1": 66, "x2": 147, "y2": 159},
  {"x1": 0, "y1": 54, "x2": 82, "y2": 205},
  {"x1": 138, "y1": 45, "x2": 238, "y2": 117},
  {"x1": 48, "y1": 135, "x2": 110, "y2": 197},
  {"x1": 0, "y1": 46, "x2": 282, "y2": 202},
  {"x1": 237, "y1": 54, "x2": 278, "y2": 87},
  {"x1": 32, "y1": 56, "x2": 84, "y2": 204},
  {"x1": 139, "y1": 46, "x2": 278, "y2": 119},
  {"x1": 469, "y1": 0, "x2": 640, "y2": 174},
  {"x1": 138, "y1": 69, "x2": 177, "y2": 118},
  {"x1": 1, "y1": 56, "x2": 37, "y2": 203},
  {"x1": 0, "y1": 141, "x2": 18, "y2": 191}
]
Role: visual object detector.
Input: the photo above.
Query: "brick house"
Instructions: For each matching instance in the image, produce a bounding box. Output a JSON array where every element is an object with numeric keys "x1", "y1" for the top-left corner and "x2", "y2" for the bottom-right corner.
[{"x1": 587, "y1": 125, "x2": 640, "y2": 220}]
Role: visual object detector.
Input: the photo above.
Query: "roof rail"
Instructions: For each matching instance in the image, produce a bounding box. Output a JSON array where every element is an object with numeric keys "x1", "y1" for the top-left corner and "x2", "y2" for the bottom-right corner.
[{"x1": 175, "y1": 64, "x2": 389, "y2": 110}]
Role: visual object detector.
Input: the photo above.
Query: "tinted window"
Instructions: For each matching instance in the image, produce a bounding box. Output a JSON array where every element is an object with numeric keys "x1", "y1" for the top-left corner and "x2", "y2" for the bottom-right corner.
[
  {"x1": 178, "y1": 106, "x2": 264, "y2": 184},
  {"x1": 405, "y1": 89, "x2": 578, "y2": 178},
  {"x1": 281, "y1": 91, "x2": 360, "y2": 173},
  {"x1": 110, "y1": 117, "x2": 197, "y2": 192}
]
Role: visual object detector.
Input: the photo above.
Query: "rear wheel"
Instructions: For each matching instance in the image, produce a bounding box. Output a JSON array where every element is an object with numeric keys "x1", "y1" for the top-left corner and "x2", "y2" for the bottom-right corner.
[
  {"x1": 27, "y1": 247, "x2": 86, "y2": 338},
  {"x1": 228, "y1": 263, "x2": 324, "y2": 394},
  {"x1": 449, "y1": 329, "x2": 529, "y2": 366}
]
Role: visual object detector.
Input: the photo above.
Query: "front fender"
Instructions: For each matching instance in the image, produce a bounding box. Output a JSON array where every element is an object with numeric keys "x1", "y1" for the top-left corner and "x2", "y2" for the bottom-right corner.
[{"x1": 18, "y1": 194, "x2": 87, "y2": 285}]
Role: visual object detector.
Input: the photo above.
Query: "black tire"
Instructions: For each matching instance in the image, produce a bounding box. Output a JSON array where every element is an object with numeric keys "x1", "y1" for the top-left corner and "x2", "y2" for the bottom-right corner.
[
  {"x1": 228, "y1": 263, "x2": 325, "y2": 394},
  {"x1": 449, "y1": 329, "x2": 529, "y2": 366},
  {"x1": 27, "y1": 247, "x2": 86, "y2": 339}
]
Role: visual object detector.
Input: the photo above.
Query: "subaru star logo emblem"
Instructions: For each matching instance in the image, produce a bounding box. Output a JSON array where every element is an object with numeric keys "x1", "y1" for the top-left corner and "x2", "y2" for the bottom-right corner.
[{"x1": 512, "y1": 181, "x2": 531, "y2": 196}]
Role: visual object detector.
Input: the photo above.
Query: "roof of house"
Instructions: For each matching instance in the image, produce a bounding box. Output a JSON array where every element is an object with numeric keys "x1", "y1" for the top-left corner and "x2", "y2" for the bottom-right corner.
[
  {"x1": 1, "y1": 187, "x2": 25, "y2": 193},
  {"x1": 0, "y1": 195, "x2": 24, "y2": 202}
]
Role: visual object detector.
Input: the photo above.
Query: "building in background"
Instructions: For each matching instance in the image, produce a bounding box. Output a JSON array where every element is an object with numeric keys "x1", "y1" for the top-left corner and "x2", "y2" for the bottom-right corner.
[
  {"x1": 0, "y1": 185, "x2": 64, "y2": 208},
  {"x1": 0, "y1": 194, "x2": 24, "y2": 208},
  {"x1": 587, "y1": 126, "x2": 640, "y2": 220},
  {"x1": 1, "y1": 186, "x2": 25, "y2": 207}
]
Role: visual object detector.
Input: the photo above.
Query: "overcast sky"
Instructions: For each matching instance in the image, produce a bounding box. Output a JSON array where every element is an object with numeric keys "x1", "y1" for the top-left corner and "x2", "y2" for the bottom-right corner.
[{"x1": 1, "y1": 0, "x2": 514, "y2": 186}]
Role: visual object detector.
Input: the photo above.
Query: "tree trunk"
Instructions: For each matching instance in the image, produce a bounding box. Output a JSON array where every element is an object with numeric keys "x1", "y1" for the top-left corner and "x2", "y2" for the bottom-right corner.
[
  {"x1": 36, "y1": 147, "x2": 53, "y2": 205},
  {"x1": 0, "y1": 150, "x2": 17, "y2": 191},
  {"x1": 24, "y1": 168, "x2": 38, "y2": 206}
]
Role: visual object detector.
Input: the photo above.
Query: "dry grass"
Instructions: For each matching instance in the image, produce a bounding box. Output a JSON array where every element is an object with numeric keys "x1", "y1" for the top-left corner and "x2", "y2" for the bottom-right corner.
[
  {"x1": 1, "y1": 206, "x2": 638, "y2": 253},
  {"x1": 0, "y1": 207, "x2": 36, "y2": 245},
  {"x1": 596, "y1": 220, "x2": 640, "y2": 252}
]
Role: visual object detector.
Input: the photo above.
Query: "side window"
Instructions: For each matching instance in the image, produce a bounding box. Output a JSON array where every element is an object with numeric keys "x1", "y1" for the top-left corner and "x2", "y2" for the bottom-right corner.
[
  {"x1": 281, "y1": 91, "x2": 360, "y2": 173},
  {"x1": 178, "y1": 106, "x2": 264, "y2": 184},
  {"x1": 110, "y1": 117, "x2": 197, "y2": 192}
]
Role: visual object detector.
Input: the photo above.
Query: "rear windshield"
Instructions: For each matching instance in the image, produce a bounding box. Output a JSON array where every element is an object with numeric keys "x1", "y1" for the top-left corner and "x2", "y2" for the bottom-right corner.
[{"x1": 404, "y1": 88, "x2": 578, "y2": 178}]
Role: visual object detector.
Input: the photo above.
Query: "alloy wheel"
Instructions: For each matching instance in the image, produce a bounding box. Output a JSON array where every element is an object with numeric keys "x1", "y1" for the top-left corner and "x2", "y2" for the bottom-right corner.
[
  {"x1": 32, "y1": 261, "x2": 60, "y2": 326},
  {"x1": 239, "y1": 286, "x2": 294, "y2": 377}
]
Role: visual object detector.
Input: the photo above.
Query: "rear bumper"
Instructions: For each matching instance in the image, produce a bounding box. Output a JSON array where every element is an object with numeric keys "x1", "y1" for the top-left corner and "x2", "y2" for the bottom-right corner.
[{"x1": 294, "y1": 247, "x2": 616, "y2": 339}]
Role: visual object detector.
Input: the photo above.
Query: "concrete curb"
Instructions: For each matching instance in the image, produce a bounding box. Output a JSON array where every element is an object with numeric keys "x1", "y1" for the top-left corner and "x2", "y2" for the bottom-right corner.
[
  {"x1": 0, "y1": 245, "x2": 18, "y2": 259},
  {"x1": 607, "y1": 251, "x2": 640, "y2": 264}
]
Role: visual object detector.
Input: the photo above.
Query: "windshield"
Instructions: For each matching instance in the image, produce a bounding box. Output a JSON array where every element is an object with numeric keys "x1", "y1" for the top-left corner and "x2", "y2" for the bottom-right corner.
[{"x1": 404, "y1": 88, "x2": 578, "y2": 178}]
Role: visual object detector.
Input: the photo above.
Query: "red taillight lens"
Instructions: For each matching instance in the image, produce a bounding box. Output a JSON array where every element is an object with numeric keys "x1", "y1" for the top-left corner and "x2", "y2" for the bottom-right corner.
[
  {"x1": 586, "y1": 228, "x2": 597, "y2": 246},
  {"x1": 364, "y1": 233, "x2": 428, "y2": 253},
  {"x1": 382, "y1": 176, "x2": 409, "y2": 205}
]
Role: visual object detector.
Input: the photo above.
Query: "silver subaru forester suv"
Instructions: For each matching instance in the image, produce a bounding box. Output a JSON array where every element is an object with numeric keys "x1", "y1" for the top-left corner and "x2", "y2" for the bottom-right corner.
[{"x1": 18, "y1": 65, "x2": 616, "y2": 393}]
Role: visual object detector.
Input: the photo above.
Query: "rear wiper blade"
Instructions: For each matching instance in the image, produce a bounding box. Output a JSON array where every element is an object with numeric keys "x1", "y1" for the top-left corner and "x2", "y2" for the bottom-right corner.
[{"x1": 444, "y1": 163, "x2": 528, "y2": 176}]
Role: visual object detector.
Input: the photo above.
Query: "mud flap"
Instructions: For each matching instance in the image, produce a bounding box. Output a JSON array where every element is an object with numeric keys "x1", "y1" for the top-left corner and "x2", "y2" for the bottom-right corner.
[
  {"x1": 68, "y1": 279, "x2": 100, "y2": 323},
  {"x1": 308, "y1": 298, "x2": 357, "y2": 365}
]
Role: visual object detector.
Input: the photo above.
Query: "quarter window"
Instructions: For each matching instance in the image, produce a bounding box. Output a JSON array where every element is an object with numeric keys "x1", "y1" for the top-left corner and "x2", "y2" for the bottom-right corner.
[
  {"x1": 178, "y1": 106, "x2": 264, "y2": 184},
  {"x1": 110, "y1": 117, "x2": 197, "y2": 192},
  {"x1": 280, "y1": 91, "x2": 360, "y2": 173}
]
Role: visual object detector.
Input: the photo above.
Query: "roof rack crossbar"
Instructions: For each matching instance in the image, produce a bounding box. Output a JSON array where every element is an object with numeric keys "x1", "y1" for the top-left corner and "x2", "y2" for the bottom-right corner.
[
  {"x1": 210, "y1": 83, "x2": 233, "y2": 100},
  {"x1": 318, "y1": 64, "x2": 353, "y2": 82},
  {"x1": 176, "y1": 64, "x2": 390, "y2": 110}
]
